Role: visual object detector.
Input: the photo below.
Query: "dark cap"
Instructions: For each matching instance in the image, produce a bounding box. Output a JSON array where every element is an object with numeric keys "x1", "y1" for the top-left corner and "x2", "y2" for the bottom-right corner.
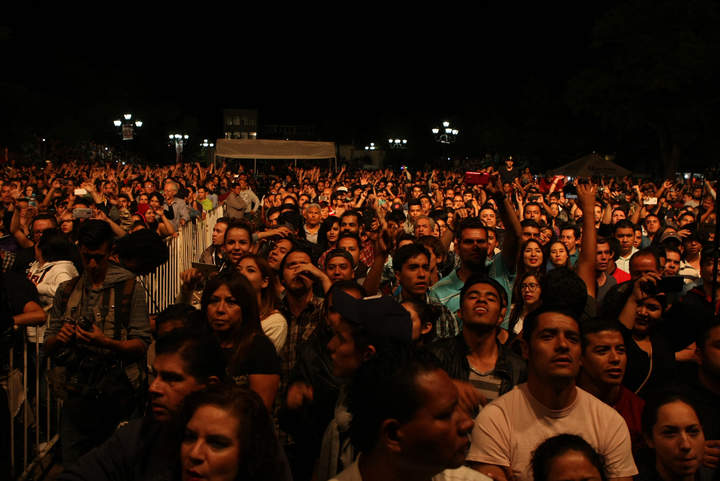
[{"x1": 332, "y1": 290, "x2": 412, "y2": 344}]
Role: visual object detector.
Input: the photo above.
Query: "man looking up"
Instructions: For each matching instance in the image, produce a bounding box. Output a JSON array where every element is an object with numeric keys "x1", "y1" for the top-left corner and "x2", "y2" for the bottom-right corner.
[
  {"x1": 468, "y1": 306, "x2": 637, "y2": 481},
  {"x1": 330, "y1": 346, "x2": 482, "y2": 481},
  {"x1": 430, "y1": 275, "x2": 525, "y2": 416}
]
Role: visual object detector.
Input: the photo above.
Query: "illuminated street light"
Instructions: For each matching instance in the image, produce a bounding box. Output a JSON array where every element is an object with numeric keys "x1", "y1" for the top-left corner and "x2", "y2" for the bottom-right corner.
[
  {"x1": 388, "y1": 138, "x2": 408, "y2": 150},
  {"x1": 113, "y1": 113, "x2": 142, "y2": 141},
  {"x1": 432, "y1": 120, "x2": 459, "y2": 144},
  {"x1": 169, "y1": 132, "x2": 189, "y2": 162}
]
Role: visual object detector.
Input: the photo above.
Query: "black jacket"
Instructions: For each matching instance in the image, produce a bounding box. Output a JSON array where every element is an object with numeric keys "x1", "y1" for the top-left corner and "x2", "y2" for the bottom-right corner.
[{"x1": 428, "y1": 333, "x2": 527, "y2": 396}]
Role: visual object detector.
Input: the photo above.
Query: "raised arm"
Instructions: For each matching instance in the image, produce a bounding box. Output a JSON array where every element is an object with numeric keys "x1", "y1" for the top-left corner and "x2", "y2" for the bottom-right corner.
[{"x1": 575, "y1": 182, "x2": 598, "y2": 299}]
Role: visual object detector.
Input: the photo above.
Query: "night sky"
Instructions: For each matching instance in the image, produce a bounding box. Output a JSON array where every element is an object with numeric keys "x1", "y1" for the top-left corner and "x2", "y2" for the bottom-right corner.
[{"x1": 3, "y1": 2, "x2": 719, "y2": 172}]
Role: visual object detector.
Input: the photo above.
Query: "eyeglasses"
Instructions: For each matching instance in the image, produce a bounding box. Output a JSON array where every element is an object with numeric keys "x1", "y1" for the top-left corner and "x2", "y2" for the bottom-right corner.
[{"x1": 520, "y1": 283, "x2": 539, "y2": 291}]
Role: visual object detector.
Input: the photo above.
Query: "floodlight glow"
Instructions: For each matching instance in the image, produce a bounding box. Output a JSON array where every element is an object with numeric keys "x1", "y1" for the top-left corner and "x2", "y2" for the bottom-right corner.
[
  {"x1": 432, "y1": 128, "x2": 439, "y2": 134},
  {"x1": 113, "y1": 120, "x2": 122, "y2": 127},
  {"x1": 442, "y1": 121, "x2": 449, "y2": 127},
  {"x1": 124, "y1": 114, "x2": 132, "y2": 120}
]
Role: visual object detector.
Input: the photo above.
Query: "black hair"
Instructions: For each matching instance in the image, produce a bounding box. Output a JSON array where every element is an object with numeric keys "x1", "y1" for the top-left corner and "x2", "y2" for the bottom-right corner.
[
  {"x1": 629, "y1": 248, "x2": 660, "y2": 272},
  {"x1": 224, "y1": 220, "x2": 254, "y2": 243},
  {"x1": 348, "y1": 345, "x2": 442, "y2": 453},
  {"x1": 277, "y1": 210, "x2": 304, "y2": 233},
  {"x1": 407, "y1": 198, "x2": 422, "y2": 208},
  {"x1": 456, "y1": 216, "x2": 488, "y2": 239},
  {"x1": 522, "y1": 304, "x2": 581, "y2": 344},
  {"x1": 340, "y1": 209, "x2": 361, "y2": 224},
  {"x1": 114, "y1": 229, "x2": 170, "y2": 275},
  {"x1": 521, "y1": 219, "x2": 541, "y2": 230},
  {"x1": 337, "y1": 232, "x2": 361, "y2": 248},
  {"x1": 180, "y1": 384, "x2": 284, "y2": 481},
  {"x1": 641, "y1": 390, "x2": 702, "y2": 439},
  {"x1": 531, "y1": 434, "x2": 608, "y2": 481},
  {"x1": 155, "y1": 329, "x2": 227, "y2": 384},
  {"x1": 77, "y1": 219, "x2": 114, "y2": 250},
  {"x1": 392, "y1": 243, "x2": 431, "y2": 272},
  {"x1": 540, "y1": 267, "x2": 588, "y2": 321},
  {"x1": 613, "y1": 219, "x2": 635, "y2": 233},
  {"x1": 386, "y1": 210, "x2": 407, "y2": 224},
  {"x1": 417, "y1": 235, "x2": 447, "y2": 261},
  {"x1": 400, "y1": 298, "x2": 438, "y2": 344},
  {"x1": 580, "y1": 318, "x2": 623, "y2": 353},
  {"x1": 37, "y1": 228, "x2": 77, "y2": 263},
  {"x1": 155, "y1": 304, "x2": 205, "y2": 334},
  {"x1": 317, "y1": 216, "x2": 340, "y2": 252},
  {"x1": 696, "y1": 318, "x2": 720, "y2": 351},
  {"x1": 460, "y1": 273, "x2": 508, "y2": 308},
  {"x1": 560, "y1": 223, "x2": 581, "y2": 239},
  {"x1": 278, "y1": 246, "x2": 313, "y2": 273}
]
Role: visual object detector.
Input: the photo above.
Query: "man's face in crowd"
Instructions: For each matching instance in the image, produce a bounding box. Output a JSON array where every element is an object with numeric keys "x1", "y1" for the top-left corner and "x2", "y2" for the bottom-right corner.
[
  {"x1": 420, "y1": 197, "x2": 432, "y2": 214},
  {"x1": 629, "y1": 254, "x2": 659, "y2": 279},
  {"x1": 267, "y1": 211, "x2": 280, "y2": 228},
  {"x1": 32, "y1": 218, "x2": 55, "y2": 244},
  {"x1": 679, "y1": 214, "x2": 695, "y2": 227},
  {"x1": 645, "y1": 216, "x2": 661, "y2": 235},
  {"x1": 612, "y1": 210, "x2": 626, "y2": 224},
  {"x1": 594, "y1": 205, "x2": 603, "y2": 223},
  {"x1": 596, "y1": 242, "x2": 614, "y2": 272},
  {"x1": 456, "y1": 228, "x2": 487, "y2": 268},
  {"x1": 338, "y1": 237, "x2": 360, "y2": 266},
  {"x1": 327, "y1": 316, "x2": 365, "y2": 378},
  {"x1": 102, "y1": 182, "x2": 115, "y2": 197},
  {"x1": 144, "y1": 182, "x2": 155, "y2": 194},
  {"x1": 459, "y1": 282, "x2": 505, "y2": 330},
  {"x1": 453, "y1": 196, "x2": 464, "y2": 210},
  {"x1": 412, "y1": 186, "x2": 422, "y2": 198},
  {"x1": 222, "y1": 227, "x2": 252, "y2": 265},
  {"x1": 340, "y1": 214, "x2": 360, "y2": 235},
  {"x1": 396, "y1": 253, "x2": 430, "y2": 297},
  {"x1": 118, "y1": 197, "x2": 129, "y2": 210},
  {"x1": 395, "y1": 369, "x2": 474, "y2": 472},
  {"x1": 1, "y1": 185, "x2": 12, "y2": 203},
  {"x1": 408, "y1": 204, "x2": 423, "y2": 221},
  {"x1": 614, "y1": 227, "x2": 634, "y2": 256},
  {"x1": 268, "y1": 238, "x2": 293, "y2": 271},
  {"x1": 282, "y1": 251, "x2": 314, "y2": 294},
  {"x1": 560, "y1": 229, "x2": 577, "y2": 254},
  {"x1": 305, "y1": 206, "x2": 321, "y2": 226},
  {"x1": 524, "y1": 204, "x2": 541, "y2": 222},
  {"x1": 664, "y1": 251, "x2": 681, "y2": 277},
  {"x1": 480, "y1": 208, "x2": 496, "y2": 228},
  {"x1": 684, "y1": 238, "x2": 702, "y2": 258},
  {"x1": 80, "y1": 241, "x2": 112, "y2": 282},
  {"x1": 521, "y1": 225, "x2": 541, "y2": 243},
  {"x1": 149, "y1": 352, "x2": 206, "y2": 422},
  {"x1": 415, "y1": 218, "x2": 434, "y2": 237},
  {"x1": 197, "y1": 187, "x2": 207, "y2": 200},
  {"x1": 325, "y1": 255, "x2": 354, "y2": 283},
  {"x1": 581, "y1": 330, "x2": 627, "y2": 387},
  {"x1": 163, "y1": 185, "x2": 176, "y2": 203},
  {"x1": 526, "y1": 312, "x2": 581, "y2": 382},
  {"x1": 211, "y1": 222, "x2": 228, "y2": 246}
]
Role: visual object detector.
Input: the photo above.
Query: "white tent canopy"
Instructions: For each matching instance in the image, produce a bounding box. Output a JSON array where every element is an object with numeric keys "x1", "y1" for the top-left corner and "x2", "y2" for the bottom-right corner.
[{"x1": 215, "y1": 139, "x2": 336, "y2": 160}]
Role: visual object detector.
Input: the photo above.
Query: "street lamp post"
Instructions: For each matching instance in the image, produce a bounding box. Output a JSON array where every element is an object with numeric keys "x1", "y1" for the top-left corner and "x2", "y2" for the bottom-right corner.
[
  {"x1": 431, "y1": 120, "x2": 459, "y2": 144},
  {"x1": 200, "y1": 138, "x2": 215, "y2": 166},
  {"x1": 169, "y1": 133, "x2": 189, "y2": 163},
  {"x1": 113, "y1": 113, "x2": 142, "y2": 163},
  {"x1": 387, "y1": 138, "x2": 408, "y2": 150},
  {"x1": 364, "y1": 142, "x2": 378, "y2": 151}
]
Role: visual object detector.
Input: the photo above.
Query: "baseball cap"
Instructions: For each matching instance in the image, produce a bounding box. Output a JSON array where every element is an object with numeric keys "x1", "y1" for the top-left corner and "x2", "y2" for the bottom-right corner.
[{"x1": 332, "y1": 290, "x2": 412, "y2": 344}]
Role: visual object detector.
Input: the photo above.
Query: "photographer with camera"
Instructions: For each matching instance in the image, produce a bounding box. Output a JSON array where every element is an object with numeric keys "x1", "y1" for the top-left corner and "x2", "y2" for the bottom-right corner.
[{"x1": 44, "y1": 220, "x2": 152, "y2": 464}]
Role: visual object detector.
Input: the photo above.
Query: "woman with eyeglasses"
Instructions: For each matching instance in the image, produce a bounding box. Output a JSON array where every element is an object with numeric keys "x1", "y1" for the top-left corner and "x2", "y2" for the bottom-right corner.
[{"x1": 508, "y1": 270, "x2": 544, "y2": 338}]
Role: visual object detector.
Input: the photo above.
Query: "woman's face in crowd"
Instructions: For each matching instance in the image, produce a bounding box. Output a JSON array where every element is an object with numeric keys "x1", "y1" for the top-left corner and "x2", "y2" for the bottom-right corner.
[
  {"x1": 549, "y1": 241, "x2": 568, "y2": 267},
  {"x1": 520, "y1": 275, "x2": 541, "y2": 306},
  {"x1": 634, "y1": 296, "x2": 663, "y2": 336},
  {"x1": 539, "y1": 227, "x2": 553, "y2": 246},
  {"x1": 523, "y1": 242, "x2": 544, "y2": 269},
  {"x1": 59, "y1": 214, "x2": 74, "y2": 234},
  {"x1": 206, "y1": 284, "x2": 243, "y2": 333},
  {"x1": 237, "y1": 258, "x2": 268, "y2": 293},
  {"x1": 327, "y1": 317, "x2": 365, "y2": 378},
  {"x1": 149, "y1": 196, "x2": 162, "y2": 209},
  {"x1": 544, "y1": 450, "x2": 603, "y2": 481},
  {"x1": 648, "y1": 401, "x2": 704, "y2": 481},
  {"x1": 138, "y1": 194, "x2": 149, "y2": 204},
  {"x1": 181, "y1": 404, "x2": 241, "y2": 481},
  {"x1": 326, "y1": 222, "x2": 340, "y2": 244}
]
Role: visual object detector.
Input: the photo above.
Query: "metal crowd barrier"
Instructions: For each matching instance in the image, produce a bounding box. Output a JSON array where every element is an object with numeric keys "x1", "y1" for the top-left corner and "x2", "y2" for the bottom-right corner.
[
  {"x1": 5, "y1": 206, "x2": 224, "y2": 480},
  {"x1": 140, "y1": 206, "x2": 223, "y2": 313}
]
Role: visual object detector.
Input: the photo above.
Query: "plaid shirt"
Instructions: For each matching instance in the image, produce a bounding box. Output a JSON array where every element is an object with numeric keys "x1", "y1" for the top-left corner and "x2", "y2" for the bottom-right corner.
[{"x1": 392, "y1": 288, "x2": 460, "y2": 339}]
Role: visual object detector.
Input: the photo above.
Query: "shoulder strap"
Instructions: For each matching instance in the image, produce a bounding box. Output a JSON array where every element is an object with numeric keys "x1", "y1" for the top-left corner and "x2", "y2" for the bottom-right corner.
[
  {"x1": 58, "y1": 276, "x2": 82, "y2": 318},
  {"x1": 112, "y1": 277, "x2": 137, "y2": 340}
]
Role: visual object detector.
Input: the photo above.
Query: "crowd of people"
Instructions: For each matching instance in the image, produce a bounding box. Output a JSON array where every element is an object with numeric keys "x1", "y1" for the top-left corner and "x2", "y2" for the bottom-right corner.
[{"x1": 1, "y1": 155, "x2": 719, "y2": 481}]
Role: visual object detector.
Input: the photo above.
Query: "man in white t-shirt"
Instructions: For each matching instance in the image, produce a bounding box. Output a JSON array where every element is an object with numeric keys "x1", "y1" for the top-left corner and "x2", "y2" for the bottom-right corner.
[
  {"x1": 331, "y1": 346, "x2": 489, "y2": 481},
  {"x1": 467, "y1": 307, "x2": 637, "y2": 481}
]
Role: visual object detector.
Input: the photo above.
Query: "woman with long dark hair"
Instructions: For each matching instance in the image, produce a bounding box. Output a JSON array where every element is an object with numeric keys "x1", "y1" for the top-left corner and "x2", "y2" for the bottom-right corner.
[{"x1": 200, "y1": 272, "x2": 280, "y2": 411}]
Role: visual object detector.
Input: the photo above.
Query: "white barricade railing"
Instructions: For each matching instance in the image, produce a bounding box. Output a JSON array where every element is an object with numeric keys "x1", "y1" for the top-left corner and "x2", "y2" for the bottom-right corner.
[
  {"x1": 140, "y1": 206, "x2": 224, "y2": 313},
  {"x1": 5, "y1": 206, "x2": 224, "y2": 479}
]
